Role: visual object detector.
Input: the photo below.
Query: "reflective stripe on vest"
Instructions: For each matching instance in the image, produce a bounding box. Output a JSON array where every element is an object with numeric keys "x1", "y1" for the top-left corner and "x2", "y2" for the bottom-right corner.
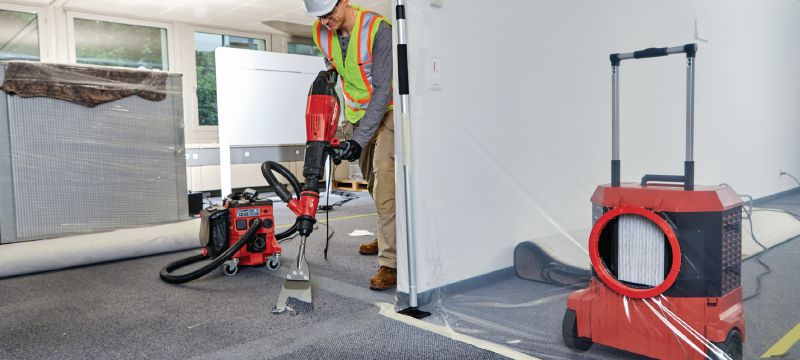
[
  {"x1": 314, "y1": 22, "x2": 335, "y2": 68},
  {"x1": 312, "y1": 6, "x2": 393, "y2": 123}
]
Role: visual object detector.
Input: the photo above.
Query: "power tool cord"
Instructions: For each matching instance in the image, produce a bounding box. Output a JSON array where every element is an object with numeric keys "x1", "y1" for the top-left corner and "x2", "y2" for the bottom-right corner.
[
  {"x1": 780, "y1": 170, "x2": 800, "y2": 188},
  {"x1": 203, "y1": 196, "x2": 214, "y2": 207},
  {"x1": 742, "y1": 201, "x2": 771, "y2": 302},
  {"x1": 738, "y1": 171, "x2": 800, "y2": 301},
  {"x1": 336, "y1": 190, "x2": 359, "y2": 205},
  {"x1": 324, "y1": 159, "x2": 333, "y2": 259}
]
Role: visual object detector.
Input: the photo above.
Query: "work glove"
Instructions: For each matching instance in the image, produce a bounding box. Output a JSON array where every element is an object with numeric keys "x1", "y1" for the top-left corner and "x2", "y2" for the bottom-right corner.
[
  {"x1": 325, "y1": 68, "x2": 339, "y2": 85},
  {"x1": 339, "y1": 140, "x2": 362, "y2": 162}
]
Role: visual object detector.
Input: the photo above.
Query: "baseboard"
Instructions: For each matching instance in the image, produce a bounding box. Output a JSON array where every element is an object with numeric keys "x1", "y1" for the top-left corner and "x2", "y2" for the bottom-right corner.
[
  {"x1": 752, "y1": 186, "x2": 800, "y2": 207},
  {"x1": 397, "y1": 267, "x2": 515, "y2": 308}
]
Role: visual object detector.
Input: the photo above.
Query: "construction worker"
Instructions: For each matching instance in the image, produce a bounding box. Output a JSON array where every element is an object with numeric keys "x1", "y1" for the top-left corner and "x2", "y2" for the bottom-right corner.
[{"x1": 304, "y1": 0, "x2": 396, "y2": 290}]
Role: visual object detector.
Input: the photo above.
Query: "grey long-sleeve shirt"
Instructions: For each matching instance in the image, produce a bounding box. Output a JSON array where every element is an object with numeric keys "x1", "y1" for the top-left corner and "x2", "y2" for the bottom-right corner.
[{"x1": 337, "y1": 21, "x2": 392, "y2": 147}]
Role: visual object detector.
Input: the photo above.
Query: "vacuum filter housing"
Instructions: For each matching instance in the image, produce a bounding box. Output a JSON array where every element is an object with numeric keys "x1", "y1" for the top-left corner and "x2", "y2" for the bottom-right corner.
[{"x1": 590, "y1": 184, "x2": 743, "y2": 299}]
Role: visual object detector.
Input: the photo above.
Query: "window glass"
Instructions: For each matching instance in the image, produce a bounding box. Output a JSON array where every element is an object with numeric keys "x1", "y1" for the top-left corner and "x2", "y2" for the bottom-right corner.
[
  {"x1": 195, "y1": 32, "x2": 266, "y2": 126},
  {"x1": 74, "y1": 18, "x2": 168, "y2": 70},
  {"x1": 288, "y1": 43, "x2": 322, "y2": 57},
  {"x1": 0, "y1": 9, "x2": 40, "y2": 61}
]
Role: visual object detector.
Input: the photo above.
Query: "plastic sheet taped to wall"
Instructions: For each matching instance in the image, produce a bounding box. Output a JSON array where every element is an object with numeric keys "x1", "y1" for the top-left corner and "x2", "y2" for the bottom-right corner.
[
  {"x1": 0, "y1": 61, "x2": 187, "y2": 243},
  {"x1": 394, "y1": 1, "x2": 800, "y2": 359}
]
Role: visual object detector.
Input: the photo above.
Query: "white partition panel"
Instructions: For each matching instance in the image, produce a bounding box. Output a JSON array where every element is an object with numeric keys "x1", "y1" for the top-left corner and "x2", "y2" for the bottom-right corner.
[{"x1": 216, "y1": 48, "x2": 326, "y2": 195}]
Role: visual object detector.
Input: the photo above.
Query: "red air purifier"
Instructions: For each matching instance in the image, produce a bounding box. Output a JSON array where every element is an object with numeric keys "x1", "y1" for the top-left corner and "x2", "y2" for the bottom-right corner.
[{"x1": 563, "y1": 44, "x2": 744, "y2": 360}]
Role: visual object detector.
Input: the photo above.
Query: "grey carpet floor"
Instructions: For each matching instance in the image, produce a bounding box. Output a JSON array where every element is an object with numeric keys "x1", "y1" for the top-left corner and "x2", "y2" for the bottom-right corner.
[
  {"x1": 0, "y1": 192, "x2": 506, "y2": 360},
  {"x1": 741, "y1": 189, "x2": 800, "y2": 359},
  {"x1": 423, "y1": 189, "x2": 800, "y2": 360},
  {"x1": 3, "y1": 190, "x2": 798, "y2": 359}
]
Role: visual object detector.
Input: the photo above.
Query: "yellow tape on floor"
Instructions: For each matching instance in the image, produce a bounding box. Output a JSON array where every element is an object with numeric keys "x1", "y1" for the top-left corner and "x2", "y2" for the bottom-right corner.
[
  {"x1": 376, "y1": 302, "x2": 540, "y2": 360},
  {"x1": 762, "y1": 323, "x2": 800, "y2": 358}
]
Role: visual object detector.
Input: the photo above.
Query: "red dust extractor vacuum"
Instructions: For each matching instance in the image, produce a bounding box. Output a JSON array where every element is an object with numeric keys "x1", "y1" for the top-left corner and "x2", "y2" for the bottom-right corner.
[
  {"x1": 563, "y1": 44, "x2": 745, "y2": 360},
  {"x1": 159, "y1": 188, "x2": 290, "y2": 284}
]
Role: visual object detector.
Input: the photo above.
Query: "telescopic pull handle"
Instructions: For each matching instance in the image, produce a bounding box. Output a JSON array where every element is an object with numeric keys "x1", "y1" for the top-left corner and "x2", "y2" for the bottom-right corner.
[
  {"x1": 610, "y1": 44, "x2": 698, "y2": 191},
  {"x1": 610, "y1": 44, "x2": 697, "y2": 65}
]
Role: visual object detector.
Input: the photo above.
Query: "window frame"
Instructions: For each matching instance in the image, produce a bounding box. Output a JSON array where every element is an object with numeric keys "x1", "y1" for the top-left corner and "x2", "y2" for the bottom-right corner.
[
  {"x1": 0, "y1": 2, "x2": 55, "y2": 62},
  {"x1": 287, "y1": 36, "x2": 315, "y2": 47},
  {"x1": 180, "y1": 24, "x2": 271, "y2": 144},
  {"x1": 65, "y1": 11, "x2": 176, "y2": 71}
]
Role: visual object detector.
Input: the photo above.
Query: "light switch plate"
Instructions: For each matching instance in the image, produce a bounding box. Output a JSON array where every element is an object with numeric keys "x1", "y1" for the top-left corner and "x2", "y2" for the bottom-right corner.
[{"x1": 429, "y1": 56, "x2": 442, "y2": 91}]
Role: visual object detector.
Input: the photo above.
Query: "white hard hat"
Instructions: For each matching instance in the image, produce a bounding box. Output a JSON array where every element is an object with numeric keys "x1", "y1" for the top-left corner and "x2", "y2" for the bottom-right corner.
[{"x1": 303, "y1": 0, "x2": 338, "y2": 17}]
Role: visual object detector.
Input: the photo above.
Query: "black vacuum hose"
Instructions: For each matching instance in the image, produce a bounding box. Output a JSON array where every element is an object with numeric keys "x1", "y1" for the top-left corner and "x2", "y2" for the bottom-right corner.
[
  {"x1": 262, "y1": 160, "x2": 304, "y2": 241},
  {"x1": 159, "y1": 218, "x2": 263, "y2": 284},
  {"x1": 261, "y1": 161, "x2": 302, "y2": 203}
]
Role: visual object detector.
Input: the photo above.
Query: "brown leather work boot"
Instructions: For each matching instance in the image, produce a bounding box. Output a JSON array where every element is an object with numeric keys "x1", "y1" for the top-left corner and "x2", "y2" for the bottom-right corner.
[
  {"x1": 358, "y1": 239, "x2": 379, "y2": 255},
  {"x1": 370, "y1": 266, "x2": 397, "y2": 290}
]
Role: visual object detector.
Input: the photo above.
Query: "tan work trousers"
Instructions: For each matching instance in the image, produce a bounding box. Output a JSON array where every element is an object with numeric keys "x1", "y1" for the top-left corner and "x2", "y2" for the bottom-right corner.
[{"x1": 342, "y1": 110, "x2": 396, "y2": 268}]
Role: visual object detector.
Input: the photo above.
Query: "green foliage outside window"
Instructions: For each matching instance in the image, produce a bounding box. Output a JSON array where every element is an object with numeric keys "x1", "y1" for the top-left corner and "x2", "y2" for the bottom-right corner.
[
  {"x1": 195, "y1": 50, "x2": 218, "y2": 126},
  {"x1": 195, "y1": 33, "x2": 265, "y2": 126}
]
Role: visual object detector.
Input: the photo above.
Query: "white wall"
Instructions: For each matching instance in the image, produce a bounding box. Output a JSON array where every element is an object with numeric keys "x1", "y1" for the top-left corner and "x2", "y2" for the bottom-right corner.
[{"x1": 400, "y1": 0, "x2": 800, "y2": 293}]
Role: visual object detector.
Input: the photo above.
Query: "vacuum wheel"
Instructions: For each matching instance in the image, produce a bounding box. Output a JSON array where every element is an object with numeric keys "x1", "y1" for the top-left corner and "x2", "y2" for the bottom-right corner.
[
  {"x1": 562, "y1": 309, "x2": 593, "y2": 352},
  {"x1": 709, "y1": 329, "x2": 742, "y2": 360},
  {"x1": 266, "y1": 256, "x2": 281, "y2": 271},
  {"x1": 222, "y1": 263, "x2": 238, "y2": 276}
]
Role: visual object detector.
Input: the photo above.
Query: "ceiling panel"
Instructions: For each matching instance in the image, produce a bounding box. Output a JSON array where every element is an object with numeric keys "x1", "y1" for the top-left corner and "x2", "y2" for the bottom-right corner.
[
  {"x1": 211, "y1": 14, "x2": 271, "y2": 29},
  {"x1": 161, "y1": 6, "x2": 226, "y2": 21},
  {"x1": 181, "y1": 0, "x2": 253, "y2": 12},
  {"x1": 67, "y1": 0, "x2": 177, "y2": 15},
  {"x1": 61, "y1": 0, "x2": 392, "y2": 34},
  {"x1": 12, "y1": 0, "x2": 50, "y2": 4}
]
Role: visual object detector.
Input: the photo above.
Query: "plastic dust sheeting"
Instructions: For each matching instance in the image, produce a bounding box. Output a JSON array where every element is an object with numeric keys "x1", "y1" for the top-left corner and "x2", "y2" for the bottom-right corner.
[
  {"x1": 0, "y1": 61, "x2": 187, "y2": 243},
  {"x1": 393, "y1": 1, "x2": 800, "y2": 359}
]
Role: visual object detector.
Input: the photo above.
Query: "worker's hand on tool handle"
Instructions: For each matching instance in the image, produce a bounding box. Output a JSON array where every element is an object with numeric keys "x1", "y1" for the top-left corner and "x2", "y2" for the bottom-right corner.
[
  {"x1": 327, "y1": 138, "x2": 343, "y2": 165},
  {"x1": 338, "y1": 139, "x2": 362, "y2": 162}
]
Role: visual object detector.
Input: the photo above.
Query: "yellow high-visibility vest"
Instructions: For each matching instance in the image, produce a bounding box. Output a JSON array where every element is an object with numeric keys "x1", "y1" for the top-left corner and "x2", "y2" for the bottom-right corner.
[{"x1": 312, "y1": 6, "x2": 393, "y2": 124}]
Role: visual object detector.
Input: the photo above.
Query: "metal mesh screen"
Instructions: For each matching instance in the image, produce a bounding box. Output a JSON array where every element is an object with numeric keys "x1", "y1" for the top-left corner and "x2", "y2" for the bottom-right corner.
[
  {"x1": 721, "y1": 208, "x2": 742, "y2": 294},
  {"x1": 5, "y1": 78, "x2": 186, "y2": 241}
]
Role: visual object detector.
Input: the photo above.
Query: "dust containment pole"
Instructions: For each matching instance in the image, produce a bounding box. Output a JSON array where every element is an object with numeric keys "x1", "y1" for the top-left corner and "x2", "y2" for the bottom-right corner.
[{"x1": 395, "y1": 0, "x2": 430, "y2": 319}]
